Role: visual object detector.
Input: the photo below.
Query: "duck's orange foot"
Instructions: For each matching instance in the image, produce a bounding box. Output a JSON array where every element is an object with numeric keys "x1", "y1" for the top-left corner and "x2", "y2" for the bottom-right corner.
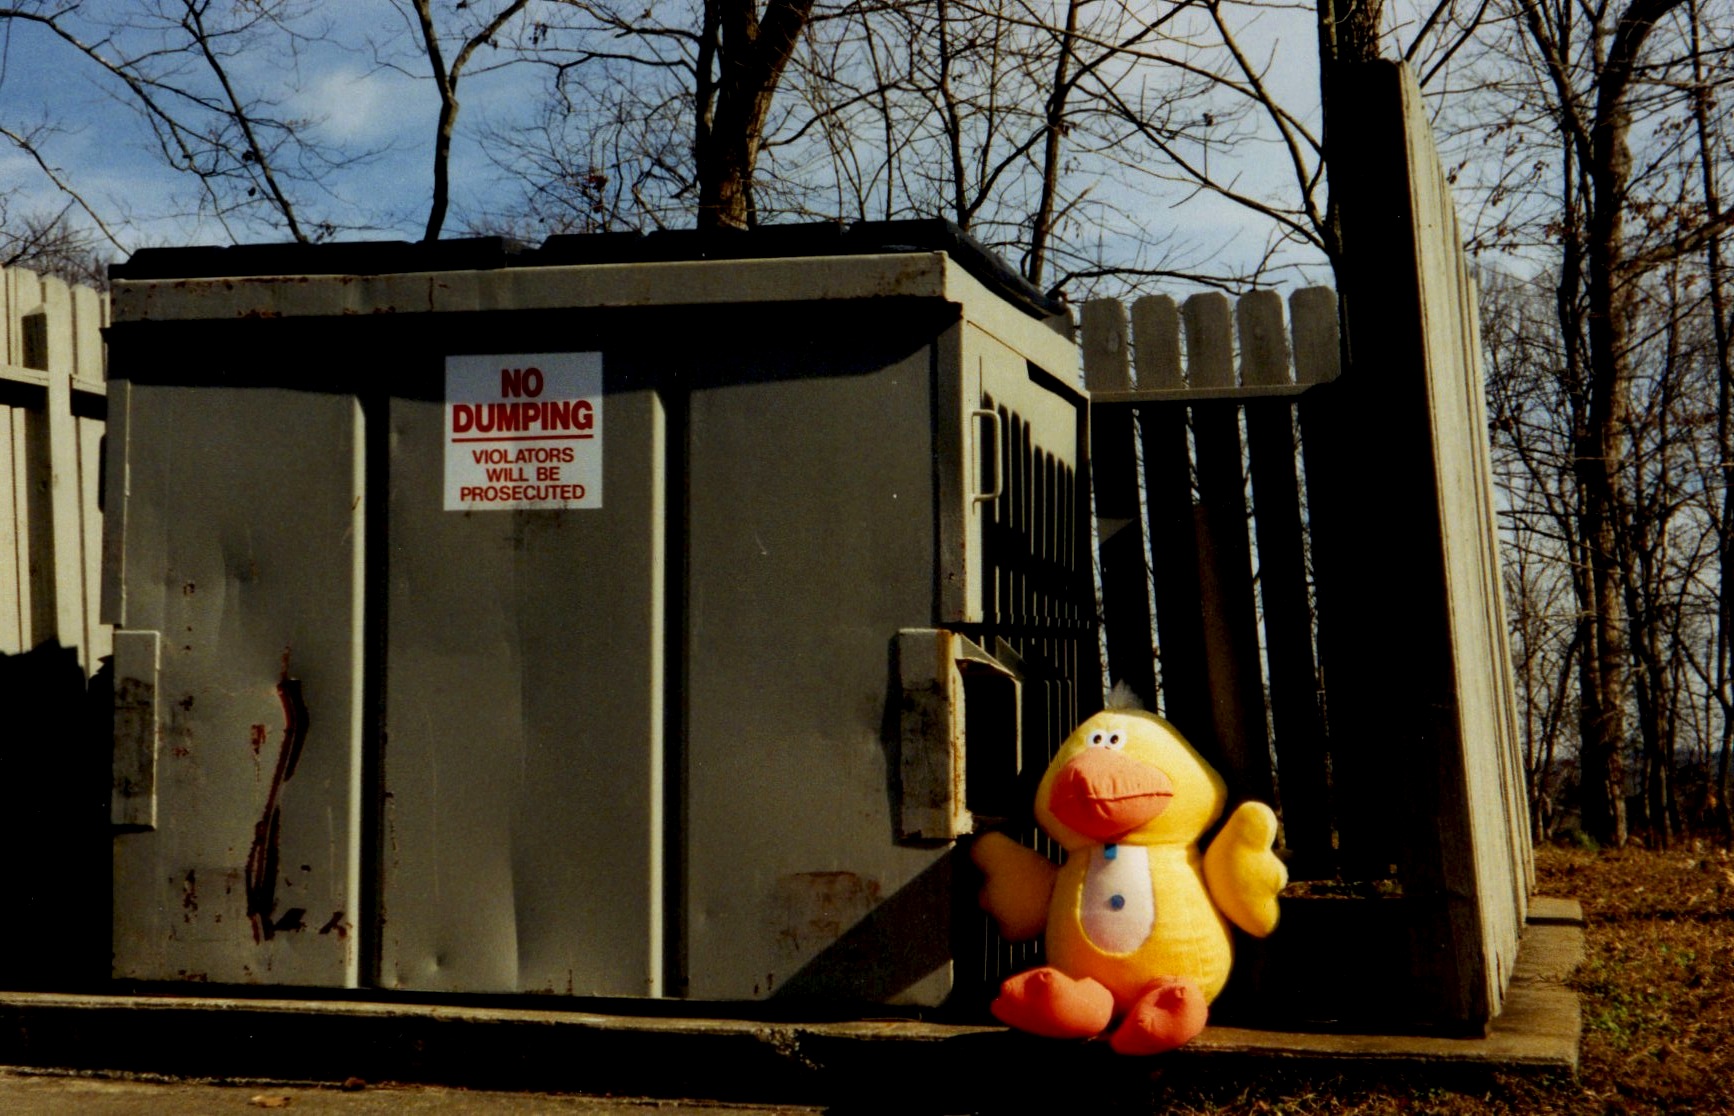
[
  {"x1": 1107, "y1": 976, "x2": 1208, "y2": 1055},
  {"x1": 991, "y1": 967, "x2": 1115, "y2": 1039}
]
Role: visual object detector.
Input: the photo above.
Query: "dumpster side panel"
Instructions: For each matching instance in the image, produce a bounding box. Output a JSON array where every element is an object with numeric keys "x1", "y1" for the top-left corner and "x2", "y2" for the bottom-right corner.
[
  {"x1": 111, "y1": 385, "x2": 364, "y2": 986},
  {"x1": 682, "y1": 325, "x2": 952, "y2": 1004},
  {"x1": 378, "y1": 376, "x2": 664, "y2": 997}
]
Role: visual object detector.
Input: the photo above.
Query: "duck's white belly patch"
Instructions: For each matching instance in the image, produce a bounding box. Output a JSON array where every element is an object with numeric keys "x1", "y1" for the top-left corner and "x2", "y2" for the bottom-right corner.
[{"x1": 1079, "y1": 844, "x2": 1155, "y2": 954}]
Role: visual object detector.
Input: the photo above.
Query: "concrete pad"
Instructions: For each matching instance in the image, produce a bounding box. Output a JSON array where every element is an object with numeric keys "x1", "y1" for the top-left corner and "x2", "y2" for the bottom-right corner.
[
  {"x1": 0, "y1": 900, "x2": 1583, "y2": 1106},
  {"x1": 0, "y1": 1070, "x2": 823, "y2": 1115}
]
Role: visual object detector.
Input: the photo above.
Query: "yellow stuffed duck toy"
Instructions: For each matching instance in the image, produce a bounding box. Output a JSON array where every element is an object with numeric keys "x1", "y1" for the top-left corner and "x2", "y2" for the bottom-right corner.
[{"x1": 972, "y1": 700, "x2": 1286, "y2": 1054}]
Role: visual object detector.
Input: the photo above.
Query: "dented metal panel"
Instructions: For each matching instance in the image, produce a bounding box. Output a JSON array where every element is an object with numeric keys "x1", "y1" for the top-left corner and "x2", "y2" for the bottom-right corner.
[
  {"x1": 377, "y1": 377, "x2": 664, "y2": 997},
  {"x1": 110, "y1": 386, "x2": 365, "y2": 987},
  {"x1": 680, "y1": 310, "x2": 1082, "y2": 1004},
  {"x1": 679, "y1": 317, "x2": 958, "y2": 1004}
]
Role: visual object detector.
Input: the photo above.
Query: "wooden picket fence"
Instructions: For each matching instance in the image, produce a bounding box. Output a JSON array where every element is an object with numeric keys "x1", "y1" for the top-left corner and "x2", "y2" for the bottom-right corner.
[
  {"x1": 0, "y1": 266, "x2": 111, "y2": 990},
  {"x1": 1076, "y1": 60, "x2": 1531, "y2": 1034},
  {"x1": 0, "y1": 266, "x2": 109, "y2": 673}
]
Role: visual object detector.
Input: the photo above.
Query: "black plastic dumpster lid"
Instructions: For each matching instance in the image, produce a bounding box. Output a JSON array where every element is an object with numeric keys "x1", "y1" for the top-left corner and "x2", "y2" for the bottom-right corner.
[
  {"x1": 531, "y1": 220, "x2": 1066, "y2": 320},
  {"x1": 109, "y1": 220, "x2": 1066, "y2": 320},
  {"x1": 110, "y1": 236, "x2": 526, "y2": 281}
]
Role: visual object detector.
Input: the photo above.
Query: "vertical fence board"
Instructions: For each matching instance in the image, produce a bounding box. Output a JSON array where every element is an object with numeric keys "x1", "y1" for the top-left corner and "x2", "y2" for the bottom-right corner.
[
  {"x1": 42, "y1": 279, "x2": 89, "y2": 666},
  {"x1": 17, "y1": 272, "x2": 56, "y2": 655},
  {"x1": 1, "y1": 265, "x2": 23, "y2": 653},
  {"x1": 1131, "y1": 296, "x2": 1211, "y2": 740},
  {"x1": 1289, "y1": 288, "x2": 1341, "y2": 386},
  {"x1": 1183, "y1": 293, "x2": 1274, "y2": 803},
  {"x1": 1464, "y1": 265, "x2": 1533, "y2": 903},
  {"x1": 0, "y1": 409, "x2": 20, "y2": 654},
  {"x1": 1290, "y1": 283, "x2": 1394, "y2": 885},
  {"x1": 12, "y1": 268, "x2": 50, "y2": 650},
  {"x1": 1239, "y1": 291, "x2": 1332, "y2": 869},
  {"x1": 1083, "y1": 299, "x2": 1157, "y2": 710},
  {"x1": 74, "y1": 283, "x2": 111, "y2": 666}
]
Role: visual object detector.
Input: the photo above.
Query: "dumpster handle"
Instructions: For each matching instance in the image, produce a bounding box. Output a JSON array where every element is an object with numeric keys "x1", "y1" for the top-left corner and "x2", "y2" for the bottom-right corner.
[{"x1": 972, "y1": 408, "x2": 1002, "y2": 504}]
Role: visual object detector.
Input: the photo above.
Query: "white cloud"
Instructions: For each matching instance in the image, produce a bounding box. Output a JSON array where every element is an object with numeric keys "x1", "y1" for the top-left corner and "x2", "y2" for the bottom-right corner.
[{"x1": 297, "y1": 65, "x2": 425, "y2": 149}]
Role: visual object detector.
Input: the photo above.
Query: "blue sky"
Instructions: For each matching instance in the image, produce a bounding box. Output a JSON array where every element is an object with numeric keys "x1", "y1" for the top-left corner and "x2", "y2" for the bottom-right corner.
[
  {"x1": 0, "y1": 3, "x2": 551, "y2": 250},
  {"x1": 0, "y1": 0, "x2": 1356, "y2": 293}
]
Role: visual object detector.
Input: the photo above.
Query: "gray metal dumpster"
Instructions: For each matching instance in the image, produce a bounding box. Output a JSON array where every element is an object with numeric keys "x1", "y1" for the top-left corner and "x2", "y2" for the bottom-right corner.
[{"x1": 102, "y1": 223, "x2": 1096, "y2": 1007}]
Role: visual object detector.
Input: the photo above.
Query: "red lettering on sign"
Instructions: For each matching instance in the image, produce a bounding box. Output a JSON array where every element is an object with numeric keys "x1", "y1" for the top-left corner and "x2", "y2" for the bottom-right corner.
[
  {"x1": 501, "y1": 367, "x2": 545, "y2": 398},
  {"x1": 457, "y1": 483, "x2": 587, "y2": 504},
  {"x1": 453, "y1": 401, "x2": 597, "y2": 436}
]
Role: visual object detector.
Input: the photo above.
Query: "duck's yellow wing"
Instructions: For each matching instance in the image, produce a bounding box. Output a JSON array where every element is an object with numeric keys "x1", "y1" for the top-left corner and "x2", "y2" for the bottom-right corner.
[
  {"x1": 971, "y1": 832, "x2": 1059, "y2": 942},
  {"x1": 1201, "y1": 801, "x2": 1286, "y2": 937}
]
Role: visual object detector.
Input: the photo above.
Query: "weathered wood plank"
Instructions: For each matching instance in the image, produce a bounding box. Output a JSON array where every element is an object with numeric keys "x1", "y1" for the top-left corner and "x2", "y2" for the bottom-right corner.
[
  {"x1": 0, "y1": 402, "x2": 22, "y2": 654},
  {"x1": 1131, "y1": 296, "x2": 1211, "y2": 741},
  {"x1": 1292, "y1": 337, "x2": 1384, "y2": 880},
  {"x1": 1239, "y1": 291, "x2": 1332, "y2": 873},
  {"x1": 40, "y1": 279, "x2": 88, "y2": 664},
  {"x1": 13, "y1": 266, "x2": 55, "y2": 652},
  {"x1": 1327, "y1": 58, "x2": 1528, "y2": 1027},
  {"x1": 1464, "y1": 262, "x2": 1533, "y2": 903},
  {"x1": 1288, "y1": 286, "x2": 1363, "y2": 880},
  {"x1": 0, "y1": 263, "x2": 23, "y2": 653},
  {"x1": 1290, "y1": 287, "x2": 1341, "y2": 386},
  {"x1": 1083, "y1": 299, "x2": 1157, "y2": 711},
  {"x1": 1183, "y1": 293, "x2": 1274, "y2": 804},
  {"x1": 79, "y1": 415, "x2": 108, "y2": 664},
  {"x1": 72, "y1": 283, "x2": 110, "y2": 666}
]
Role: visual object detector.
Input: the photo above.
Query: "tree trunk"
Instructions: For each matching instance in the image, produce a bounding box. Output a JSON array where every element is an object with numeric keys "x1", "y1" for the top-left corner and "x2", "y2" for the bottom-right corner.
[
  {"x1": 1575, "y1": 0, "x2": 1685, "y2": 847},
  {"x1": 1688, "y1": 0, "x2": 1734, "y2": 843},
  {"x1": 414, "y1": 0, "x2": 532, "y2": 243},
  {"x1": 1026, "y1": 0, "x2": 1080, "y2": 289},
  {"x1": 695, "y1": 0, "x2": 816, "y2": 230},
  {"x1": 1314, "y1": 0, "x2": 1385, "y2": 274}
]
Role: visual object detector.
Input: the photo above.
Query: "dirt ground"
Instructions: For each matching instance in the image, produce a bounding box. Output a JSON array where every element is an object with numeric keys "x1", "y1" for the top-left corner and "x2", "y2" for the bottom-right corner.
[{"x1": 1137, "y1": 843, "x2": 1734, "y2": 1116}]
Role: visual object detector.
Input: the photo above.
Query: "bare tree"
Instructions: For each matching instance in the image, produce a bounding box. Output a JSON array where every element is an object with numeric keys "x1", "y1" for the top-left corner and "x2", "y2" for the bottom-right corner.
[
  {"x1": 0, "y1": 1, "x2": 378, "y2": 244},
  {"x1": 1686, "y1": 0, "x2": 1734, "y2": 841},
  {"x1": 403, "y1": 0, "x2": 534, "y2": 242},
  {"x1": 1433, "y1": 0, "x2": 1734, "y2": 844},
  {"x1": 694, "y1": 0, "x2": 817, "y2": 228}
]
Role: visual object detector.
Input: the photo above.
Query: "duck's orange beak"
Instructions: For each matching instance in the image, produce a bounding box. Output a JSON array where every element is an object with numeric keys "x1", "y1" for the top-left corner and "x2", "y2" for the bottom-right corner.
[{"x1": 1047, "y1": 750, "x2": 1174, "y2": 842}]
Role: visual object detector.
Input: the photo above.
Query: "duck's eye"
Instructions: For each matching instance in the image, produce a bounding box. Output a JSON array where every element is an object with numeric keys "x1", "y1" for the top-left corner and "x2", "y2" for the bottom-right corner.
[
  {"x1": 1089, "y1": 732, "x2": 1106, "y2": 747},
  {"x1": 1106, "y1": 732, "x2": 1124, "y2": 749}
]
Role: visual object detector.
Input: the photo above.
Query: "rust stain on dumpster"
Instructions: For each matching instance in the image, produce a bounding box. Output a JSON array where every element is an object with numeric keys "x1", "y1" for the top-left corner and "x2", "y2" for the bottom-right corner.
[
  {"x1": 773, "y1": 871, "x2": 882, "y2": 958},
  {"x1": 245, "y1": 655, "x2": 310, "y2": 943}
]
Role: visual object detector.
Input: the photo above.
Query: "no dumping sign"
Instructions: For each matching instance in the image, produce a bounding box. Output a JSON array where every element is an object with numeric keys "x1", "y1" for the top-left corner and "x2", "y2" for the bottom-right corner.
[{"x1": 444, "y1": 352, "x2": 603, "y2": 511}]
